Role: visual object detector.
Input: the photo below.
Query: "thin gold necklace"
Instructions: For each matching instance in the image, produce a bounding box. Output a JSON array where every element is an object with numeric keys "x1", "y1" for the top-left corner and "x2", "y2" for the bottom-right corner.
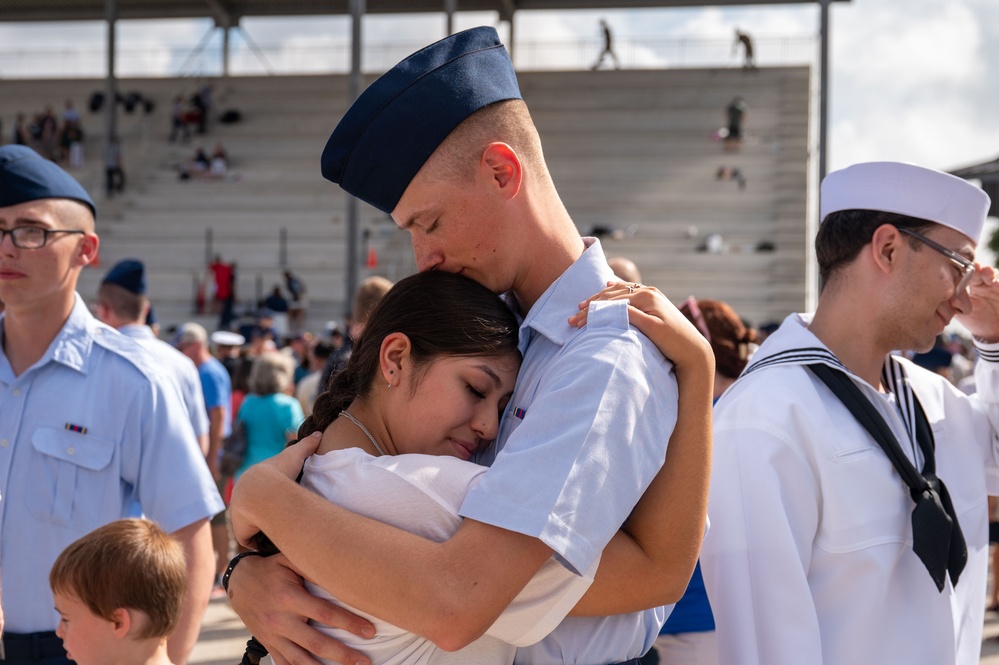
[{"x1": 339, "y1": 410, "x2": 386, "y2": 456}]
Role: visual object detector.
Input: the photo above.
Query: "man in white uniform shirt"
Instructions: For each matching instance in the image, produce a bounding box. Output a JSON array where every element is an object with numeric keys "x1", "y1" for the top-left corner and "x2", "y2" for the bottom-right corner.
[{"x1": 701, "y1": 161, "x2": 999, "y2": 665}]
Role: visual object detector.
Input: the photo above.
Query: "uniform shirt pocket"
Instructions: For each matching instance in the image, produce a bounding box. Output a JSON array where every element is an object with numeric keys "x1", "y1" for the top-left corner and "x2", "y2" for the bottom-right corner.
[
  {"x1": 817, "y1": 428, "x2": 911, "y2": 553},
  {"x1": 28, "y1": 427, "x2": 116, "y2": 529}
]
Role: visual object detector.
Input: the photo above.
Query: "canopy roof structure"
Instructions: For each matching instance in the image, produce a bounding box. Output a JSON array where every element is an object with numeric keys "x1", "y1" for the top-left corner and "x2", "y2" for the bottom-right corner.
[
  {"x1": 0, "y1": 0, "x2": 847, "y2": 23},
  {"x1": 952, "y1": 157, "x2": 999, "y2": 219}
]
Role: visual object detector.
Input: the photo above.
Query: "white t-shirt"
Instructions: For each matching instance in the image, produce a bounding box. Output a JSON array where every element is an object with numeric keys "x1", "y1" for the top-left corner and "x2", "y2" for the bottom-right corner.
[{"x1": 300, "y1": 448, "x2": 597, "y2": 665}]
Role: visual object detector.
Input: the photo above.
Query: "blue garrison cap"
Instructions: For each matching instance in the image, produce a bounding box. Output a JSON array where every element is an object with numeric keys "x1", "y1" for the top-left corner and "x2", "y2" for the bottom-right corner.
[
  {"x1": 102, "y1": 259, "x2": 147, "y2": 295},
  {"x1": 0, "y1": 144, "x2": 96, "y2": 218},
  {"x1": 321, "y1": 26, "x2": 522, "y2": 213}
]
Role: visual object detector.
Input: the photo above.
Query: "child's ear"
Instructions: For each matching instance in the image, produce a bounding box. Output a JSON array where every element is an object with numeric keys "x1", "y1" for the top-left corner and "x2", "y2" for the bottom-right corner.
[{"x1": 110, "y1": 608, "x2": 132, "y2": 638}]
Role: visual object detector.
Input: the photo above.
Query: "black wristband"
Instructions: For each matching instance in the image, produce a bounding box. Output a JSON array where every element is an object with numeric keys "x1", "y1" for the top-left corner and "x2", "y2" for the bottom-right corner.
[{"x1": 221, "y1": 551, "x2": 270, "y2": 593}]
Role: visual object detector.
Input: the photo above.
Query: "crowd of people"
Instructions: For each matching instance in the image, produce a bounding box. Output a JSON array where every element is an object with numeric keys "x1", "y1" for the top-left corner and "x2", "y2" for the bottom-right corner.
[
  {"x1": 168, "y1": 83, "x2": 213, "y2": 143},
  {"x1": 179, "y1": 143, "x2": 231, "y2": 181},
  {"x1": 4, "y1": 25, "x2": 999, "y2": 665},
  {"x1": 8, "y1": 100, "x2": 86, "y2": 168}
]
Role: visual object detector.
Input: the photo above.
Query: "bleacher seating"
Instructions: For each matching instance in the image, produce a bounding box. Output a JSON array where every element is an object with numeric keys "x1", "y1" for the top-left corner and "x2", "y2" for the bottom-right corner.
[{"x1": 1, "y1": 64, "x2": 809, "y2": 332}]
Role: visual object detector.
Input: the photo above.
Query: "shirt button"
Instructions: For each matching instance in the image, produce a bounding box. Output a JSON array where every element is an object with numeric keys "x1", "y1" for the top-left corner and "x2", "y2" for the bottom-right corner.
[
  {"x1": 11, "y1": 389, "x2": 20, "y2": 397},
  {"x1": 0, "y1": 439, "x2": 7, "y2": 447},
  {"x1": 67, "y1": 447, "x2": 75, "y2": 455}
]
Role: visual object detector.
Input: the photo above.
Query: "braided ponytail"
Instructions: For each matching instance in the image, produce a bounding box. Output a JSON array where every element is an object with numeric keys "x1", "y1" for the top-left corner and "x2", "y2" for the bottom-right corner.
[{"x1": 297, "y1": 354, "x2": 365, "y2": 441}]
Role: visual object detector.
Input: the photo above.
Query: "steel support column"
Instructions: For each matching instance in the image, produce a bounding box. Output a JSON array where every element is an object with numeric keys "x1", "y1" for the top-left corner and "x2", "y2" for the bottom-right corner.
[
  {"x1": 345, "y1": 0, "x2": 365, "y2": 316},
  {"x1": 104, "y1": 0, "x2": 118, "y2": 196}
]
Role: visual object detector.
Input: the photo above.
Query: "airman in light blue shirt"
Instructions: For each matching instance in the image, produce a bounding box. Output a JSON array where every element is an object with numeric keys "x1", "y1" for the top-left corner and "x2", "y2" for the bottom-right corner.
[{"x1": 0, "y1": 144, "x2": 223, "y2": 665}]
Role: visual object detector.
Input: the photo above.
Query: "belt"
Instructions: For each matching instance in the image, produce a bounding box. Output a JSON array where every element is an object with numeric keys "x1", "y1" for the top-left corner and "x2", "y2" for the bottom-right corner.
[{"x1": 2, "y1": 632, "x2": 66, "y2": 661}]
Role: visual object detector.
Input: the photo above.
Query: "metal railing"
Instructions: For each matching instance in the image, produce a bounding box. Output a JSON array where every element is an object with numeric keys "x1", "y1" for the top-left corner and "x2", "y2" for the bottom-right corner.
[{"x1": 0, "y1": 35, "x2": 814, "y2": 79}]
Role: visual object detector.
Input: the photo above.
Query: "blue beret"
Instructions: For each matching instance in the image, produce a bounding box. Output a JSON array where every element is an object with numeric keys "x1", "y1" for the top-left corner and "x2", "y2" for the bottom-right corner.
[
  {"x1": 102, "y1": 258, "x2": 147, "y2": 295},
  {"x1": 0, "y1": 145, "x2": 96, "y2": 218},
  {"x1": 321, "y1": 26, "x2": 522, "y2": 213}
]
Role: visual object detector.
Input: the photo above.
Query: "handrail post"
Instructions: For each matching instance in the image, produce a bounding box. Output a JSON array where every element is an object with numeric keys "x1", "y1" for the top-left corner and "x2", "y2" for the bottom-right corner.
[{"x1": 205, "y1": 226, "x2": 214, "y2": 266}]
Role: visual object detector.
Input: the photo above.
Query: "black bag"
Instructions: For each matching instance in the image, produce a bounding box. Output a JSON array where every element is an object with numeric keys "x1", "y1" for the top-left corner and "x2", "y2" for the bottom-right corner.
[
  {"x1": 219, "y1": 109, "x2": 242, "y2": 124},
  {"x1": 219, "y1": 420, "x2": 247, "y2": 478},
  {"x1": 88, "y1": 91, "x2": 104, "y2": 113}
]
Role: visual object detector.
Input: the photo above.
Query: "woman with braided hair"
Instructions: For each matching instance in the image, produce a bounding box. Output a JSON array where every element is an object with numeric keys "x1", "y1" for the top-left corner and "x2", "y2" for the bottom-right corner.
[
  {"x1": 230, "y1": 273, "x2": 714, "y2": 665},
  {"x1": 236, "y1": 270, "x2": 596, "y2": 664}
]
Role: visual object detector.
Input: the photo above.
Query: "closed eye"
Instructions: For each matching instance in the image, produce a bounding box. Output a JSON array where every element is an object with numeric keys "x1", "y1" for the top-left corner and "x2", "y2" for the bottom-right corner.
[
  {"x1": 467, "y1": 384, "x2": 486, "y2": 399},
  {"x1": 426, "y1": 220, "x2": 439, "y2": 234}
]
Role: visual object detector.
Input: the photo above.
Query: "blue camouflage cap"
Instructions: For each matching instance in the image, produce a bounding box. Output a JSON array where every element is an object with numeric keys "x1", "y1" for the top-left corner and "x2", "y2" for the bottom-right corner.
[
  {"x1": 321, "y1": 26, "x2": 522, "y2": 214},
  {"x1": 102, "y1": 258, "x2": 147, "y2": 295},
  {"x1": 0, "y1": 145, "x2": 96, "y2": 218}
]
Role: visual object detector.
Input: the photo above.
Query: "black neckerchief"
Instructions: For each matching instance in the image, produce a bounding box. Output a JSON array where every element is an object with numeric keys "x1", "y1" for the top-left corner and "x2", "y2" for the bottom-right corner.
[{"x1": 808, "y1": 362, "x2": 967, "y2": 591}]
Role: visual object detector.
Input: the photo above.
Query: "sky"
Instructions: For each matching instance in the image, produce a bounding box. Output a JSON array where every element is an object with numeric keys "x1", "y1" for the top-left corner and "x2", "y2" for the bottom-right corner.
[{"x1": 2, "y1": 0, "x2": 998, "y2": 175}]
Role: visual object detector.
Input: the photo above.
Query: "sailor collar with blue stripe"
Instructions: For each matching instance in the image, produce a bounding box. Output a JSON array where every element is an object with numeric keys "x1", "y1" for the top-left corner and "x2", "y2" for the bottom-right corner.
[
  {"x1": 514, "y1": 237, "x2": 614, "y2": 354},
  {"x1": 742, "y1": 312, "x2": 926, "y2": 449}
]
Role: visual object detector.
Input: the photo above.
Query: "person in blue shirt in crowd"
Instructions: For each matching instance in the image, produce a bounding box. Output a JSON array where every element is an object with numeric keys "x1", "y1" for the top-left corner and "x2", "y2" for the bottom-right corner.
[{"x1": 174, "y1": 321, "x2": 233, "y2": 594}]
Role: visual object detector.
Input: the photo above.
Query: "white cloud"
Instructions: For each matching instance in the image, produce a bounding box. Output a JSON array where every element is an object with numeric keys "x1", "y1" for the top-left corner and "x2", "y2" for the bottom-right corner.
[{"x1": 827, "y1": 0, "x2": 998, "y2": 171}]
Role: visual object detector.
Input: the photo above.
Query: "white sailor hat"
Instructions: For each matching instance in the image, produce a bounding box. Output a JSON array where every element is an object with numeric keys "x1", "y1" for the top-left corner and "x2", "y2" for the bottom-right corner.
[
  {"x1": 820, "y1": 161, "x2": 990, "y2": 244},
  {"x1": 210, "y1": 330, "x2": 245, "y2": 347}
]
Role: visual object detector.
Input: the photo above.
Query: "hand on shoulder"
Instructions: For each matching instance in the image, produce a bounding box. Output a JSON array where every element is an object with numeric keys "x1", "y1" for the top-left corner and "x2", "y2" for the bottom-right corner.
[{"x1": 569, "y1": 282, "x2": 714, "y2": 374}]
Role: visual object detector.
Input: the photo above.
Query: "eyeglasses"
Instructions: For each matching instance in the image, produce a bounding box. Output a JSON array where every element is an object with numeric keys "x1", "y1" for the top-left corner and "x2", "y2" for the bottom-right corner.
[
  {"x1": 896, "y1": 227, "x2": 976, "y2": 293},
  {"x1": 0, "y1": 227, "x2": 86, "y2": 249}
]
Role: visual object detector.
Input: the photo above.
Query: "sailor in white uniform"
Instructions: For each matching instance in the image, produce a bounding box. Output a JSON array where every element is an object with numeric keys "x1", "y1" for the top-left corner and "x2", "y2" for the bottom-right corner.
[{"x1": 701, "y1": 161, "x2": 999, "y2": 665}]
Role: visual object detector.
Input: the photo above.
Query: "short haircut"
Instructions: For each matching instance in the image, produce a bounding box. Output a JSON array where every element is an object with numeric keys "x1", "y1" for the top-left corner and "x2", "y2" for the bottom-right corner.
[
  {"x1": 311, "y1": 341, "x2": 333, "y2": 361},
  {"x1": 608, "y1": 257, "x2": 642, "y2": 284},
  {"x1": 174, "y1": 322, "x2": 208, "y2": 346},
  {"x1": 815, "y1": 209, "x2": 936, "y2": 291},
  {"x1": 248, "y1": 351, "x2": 296, "y2": 395},
  {"x1": 352, "y1": 276, "x2": 393, "y2": 326},
  {"x1": 49, "y1": 519, "x2": 187, "y2": 639},
  {"x1": 423, "y1": 99, "x2": 549, "y2": 187},
  {"x1": 97, "y1": 282, "x2": 147, "y2": 322}
]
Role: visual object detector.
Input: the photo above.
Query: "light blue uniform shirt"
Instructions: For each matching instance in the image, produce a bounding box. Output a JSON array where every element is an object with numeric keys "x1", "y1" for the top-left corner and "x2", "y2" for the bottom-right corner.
[
  {"x1": 0, "y1": 295, "x2": 224, "y2": 633},
  {"x1": 462, "y1": 240, "x2": 678, "y2": 664},
  {"x1": 118, "y1": 323, "x2": 210, "y2": 439}
]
